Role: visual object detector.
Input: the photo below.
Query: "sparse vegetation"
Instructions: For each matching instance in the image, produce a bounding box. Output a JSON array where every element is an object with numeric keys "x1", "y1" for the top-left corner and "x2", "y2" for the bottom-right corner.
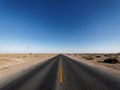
[
  {"x1": 96, "y1": 56, "x2": 101, "y2": 58},
  {"x1": 104, "y1": 54, "x2": 108, "y2": 57},
  {"x1": 85, "y1": 56, "x2": 93, "y2": 60},
  {"x1": 104, "y1": 58, "x2": 119, "y2": 64},
  {"x1": 67, "y1": 53, "x2": 120, "y2": 71}
]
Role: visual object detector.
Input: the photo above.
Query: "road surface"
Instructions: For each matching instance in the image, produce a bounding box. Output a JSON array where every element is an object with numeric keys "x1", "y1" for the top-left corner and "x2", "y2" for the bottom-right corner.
[{"x1": 0, "y1": 55, "x2": 120, "y2": 90}]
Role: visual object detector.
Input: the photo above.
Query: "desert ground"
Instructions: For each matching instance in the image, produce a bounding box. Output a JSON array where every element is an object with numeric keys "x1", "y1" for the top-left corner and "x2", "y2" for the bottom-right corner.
[
  {"x1": 0, "y1": 54, "x2": 120, "y2": 90},
  {"x1": 66, "y1": 53, "x2": 120, "y2": 77},
  {"x1": 0, "y1": 54, "x2": 57, "y2": 71},
  {"x1": 1, "y1": 53, "x2": 120, "y2": 78},
  {"x1": 0, "y1": 53, "x2": 57, "y2": 85}
]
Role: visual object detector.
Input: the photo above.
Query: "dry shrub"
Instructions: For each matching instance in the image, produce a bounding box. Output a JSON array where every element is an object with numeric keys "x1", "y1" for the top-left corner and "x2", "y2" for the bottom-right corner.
[
  {"x1": 82, "y1": 56, "x2": 86, "y2": 58},
  {"x1": 96, "y1": 56, "x2": 101, "y2": 58},
  {"x1": 83, "y1": 56, "x2": 93, "y2": 60},
  {"x1": 104, "y1": 54, "x2": 108, "y2": 57},
  {"x1": 104, "y1": 58, "x2": 119, "y2": 64},
  {"x1": 86, "y1": 57, "x2": 93, "y2": 60}
]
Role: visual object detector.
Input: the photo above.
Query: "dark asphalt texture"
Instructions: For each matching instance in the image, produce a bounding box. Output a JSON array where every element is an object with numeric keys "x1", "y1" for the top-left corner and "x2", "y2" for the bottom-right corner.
[
  {"x1": 61, "y1": 55, "x2": 120, "y2": 90},
  {"x1": 0, "y1": 55, "x2": 59, "y2": 90},
  {"x1": 0, "y1": 55, "x2": 120, "y2": 90}
]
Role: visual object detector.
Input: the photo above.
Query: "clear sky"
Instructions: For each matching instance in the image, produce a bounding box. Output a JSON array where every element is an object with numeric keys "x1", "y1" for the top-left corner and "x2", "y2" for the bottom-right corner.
[{"x1": 0, "y1": 0, "x2": 120, "y2": 53}]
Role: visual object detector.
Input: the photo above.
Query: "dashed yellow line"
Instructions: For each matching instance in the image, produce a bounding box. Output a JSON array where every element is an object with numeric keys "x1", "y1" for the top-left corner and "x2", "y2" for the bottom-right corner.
[{"x1": 59, "y1": 64, "x2": 63, "y2": 84}]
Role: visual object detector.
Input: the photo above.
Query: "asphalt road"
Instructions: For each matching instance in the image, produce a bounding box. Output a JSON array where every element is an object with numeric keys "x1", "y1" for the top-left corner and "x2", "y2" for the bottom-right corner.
[
  {"x1": 61, "y1": 55, "x2": 120, "y2": 90},
  {"x1": 0, "y1": 55, "x2": 59, "y2": 90},
  {"x1": 1, "y1": 55, "x2": 120, "y2": 90}
]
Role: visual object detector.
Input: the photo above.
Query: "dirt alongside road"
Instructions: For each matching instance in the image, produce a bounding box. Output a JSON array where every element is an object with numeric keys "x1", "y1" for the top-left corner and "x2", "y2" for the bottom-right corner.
[
  {"x1": 0, "y1": 54, "x2": 57, "y2": 86},
  {"x1": 66, "y1": 54, "x2": 120, "y2": 78}
]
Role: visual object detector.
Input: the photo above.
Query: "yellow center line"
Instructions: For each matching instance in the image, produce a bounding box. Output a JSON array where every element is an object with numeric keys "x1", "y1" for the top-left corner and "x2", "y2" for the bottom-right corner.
[{"x1": 59, "y1": 64, "x2": 63, "y2": 84}]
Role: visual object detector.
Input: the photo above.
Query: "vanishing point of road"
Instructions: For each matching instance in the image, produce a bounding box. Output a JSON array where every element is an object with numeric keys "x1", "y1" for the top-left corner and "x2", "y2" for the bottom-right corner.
[{"x1": 0, "y1": 55, "x2": 120, "y2": 90}]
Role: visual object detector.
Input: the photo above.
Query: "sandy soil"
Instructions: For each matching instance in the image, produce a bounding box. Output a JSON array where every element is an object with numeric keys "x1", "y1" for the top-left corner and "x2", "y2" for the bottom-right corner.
[
  {"x1": 0, "y1": 54, "x2": 56, "y2": 71},
  {"x1": 0, "y1": 54, "x2": 57, "y2": 86},
  {"x1": 66, "y1": 54, "x2": 120, "y2": 78}
]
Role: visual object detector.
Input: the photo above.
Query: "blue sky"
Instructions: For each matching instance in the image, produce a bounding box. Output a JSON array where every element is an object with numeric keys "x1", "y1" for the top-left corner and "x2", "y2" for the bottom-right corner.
[{"x1": 0, "y1": 0, "x2": 120, "y2": 53}]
